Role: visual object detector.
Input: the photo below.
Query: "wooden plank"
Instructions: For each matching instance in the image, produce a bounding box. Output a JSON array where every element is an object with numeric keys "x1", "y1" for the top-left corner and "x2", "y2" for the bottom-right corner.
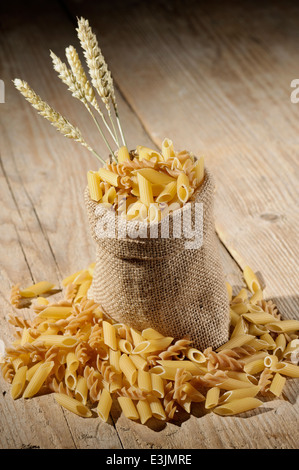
[
  {"x1": 0, "y1": 0, "x2": 246, "y2": 450},
  {"x1": 62, "y1": 0, "x2": 299, "y2": 449}
]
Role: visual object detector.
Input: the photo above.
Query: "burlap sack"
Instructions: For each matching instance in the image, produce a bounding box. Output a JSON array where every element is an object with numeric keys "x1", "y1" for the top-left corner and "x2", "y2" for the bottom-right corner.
[{"x1": 84, "y1": 168, "x2": 229, "y2": 350}]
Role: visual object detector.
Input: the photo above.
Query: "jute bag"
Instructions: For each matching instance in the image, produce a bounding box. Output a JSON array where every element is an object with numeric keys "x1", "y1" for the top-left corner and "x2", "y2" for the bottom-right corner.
[{"x1": 84, "y1": 168, "x2": 229, "y2": 350}]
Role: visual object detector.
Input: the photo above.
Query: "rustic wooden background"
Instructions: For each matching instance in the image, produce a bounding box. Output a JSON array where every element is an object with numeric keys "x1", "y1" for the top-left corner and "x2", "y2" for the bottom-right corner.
[{"x1": 0, "y1": 0, "x2": 298, "y2": 449}]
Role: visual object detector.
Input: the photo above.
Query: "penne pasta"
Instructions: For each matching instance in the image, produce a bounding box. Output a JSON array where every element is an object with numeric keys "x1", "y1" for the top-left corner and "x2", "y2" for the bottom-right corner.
[
  {"x1": 266, "y1": 320, "x2": 299, "y2": 334},
  {"x1": 161, "y1": 138, "x2": 174, "y2": 160},
  {"x1": 156, "y1": 181, "x2": 177, "y2": 204},
  {"x1": 75, "y1": 376, "x2": 88, "y2": 405},
  {"x1": 205, "y1": 387, "x2": 220, "y2": 409},
  {"x1": 97, "y1": 168, "x2": 119, "y2": 187},
  {"x1": 177, "y1": 173, "x2": 190, "y2": 204},
  {"x1": 193, "y1": 156, "x2": 204, "y2": 185},
  {"x1": 242, "y1": 313, "x2": 279, "y2": 325},
  {"x1": 119, "y1": 354, "x2": 137, "y2": 385},
  {"x1": 62, "y1": 270, "x2": 83, "y2": 287},
  {"x1": 137, "y1": 173, "x2": 154, "y2": 207},
  {"x1": 260, "y1": 333, "x2": 276, "y2": 350},
  {"x1": 20, "y1": 281, "x2": 55, "y2": 298},
  {"x1": 231, "y1": 317, "x2": 248, "y2": 338},
  {"x1": 23, "y1": 361, "x2": 54, "y2": 398},
  {"x1": 129, "y1": 354, "x2": 147, "y2": 371},
  {"x1": 37, "y1": 306, "x2": 73, "y2": 320},
  {"x1": 133, "y1": 168, "x2": 174, "y2": 186},
  {"x1": 148, "y1": 397, "x2": 167, "y2": 420},
  {"x1": 141, "y1": 328, "x2": 165, "y2": 340},
  {"x1": 136, "y1": 400, "x2": 152, "y2": 424},
  {"x1": 216, "y1": 334, "x2": 255, "y2": 352},
  {"x1": 66, "y1": 352, "x2": 79, "y2": 373},
  {"x1": 249, "y1": 289, "x2": 264, "y2": 305},
  {"x1": 218, "y1": 385, "x2": 261, "y2": 404},
  {"x1": 156, "y1": 360, "x2": 202, "y2": 375},
  {"x1": 243, "y1": 266, "x2": 261, "y2": 294},
  {"x1": 87, "y1": 170, "x2": 102, "y2": 202},
  {"x1": 231, "y1": 303, "x2": 249, "y2": 315},
  {"x1": 65, "y1": 368, "x2": 77, "y2": 390},
  {"x1": 36, "y1": 335, "x2": 78, "y2": 349},
  {"x1": 213, "y1": 397, "x2": 263, "y2": 416},
  {"x1": 103, "y1": 321, "x2": 118, "y2": 351},
  {"x1": 243, "y1": 359, "x2": 265, "y2": 375},
  {"x1": 11, "y1": 365, "x2": 27, "y2": 399},
  {"x1": 272, "y1": 362, "x2": 299, "y2": 378},
  {"x1": 117, "y1": 146, "x2": 130, "y2": 163},
  {"x1": 118, "y1": 339, "x2": 133, "y2": 355},
  {"x1": 97, "y1": 389, "x2": 112, "y2": 422},
  {"x1": 151, "y1": 373, "x2": 164, "y2": 398},
  {"x1": 109, "y1": 349, "x2": 121, "y2": 373},
  {"x1": 136, "y1": 146, "x2": 162, "y2": 162},
  {"x1": 117, "y1": 397, "x2": 139, "y2": 420},
  {"x1": 225, "y1": 282, "x2": 233, "y2": 302},
  {"x1": 26, "y1": 361, "x2": 44, "y2": 381},
  {"x1": 54, "y1": 393, "x2": 92, "y2": 417},
  {"x1": 102, "y1": 186, "x2": 117, "y2": 205},
  {"x1": 133, "y1": 337, "x2": 173, "y2": 355},
  {"x1": 269, "y1": 373, "x2": 286, "y2": 397},
  {"x1": 137, "y1": 370, "x2": 152, "y2": 393},
  {"x1": 186, "y1": 348, "x2": 206, "y2": 364},
  {"x1": 130, "y1": 328, "x2": 144, "y2": 346}
]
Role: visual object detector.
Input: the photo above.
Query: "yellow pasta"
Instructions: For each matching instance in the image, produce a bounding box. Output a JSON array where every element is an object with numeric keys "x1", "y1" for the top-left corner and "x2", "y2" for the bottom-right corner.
[
  {"x1": 23, "y1": 361, "x2": 54, "y2": 398},
  {"x1": 37, "y1": 306, "x2": 73, "y2": 320},
  {"x1": 218, "y1": 378, "x2": 258, "y2": 391},
  {"x1": 193, "y1": 156, "x2": 204, "y2": 185},
  {"x1": 65, "y1": 368, "x2": 77, "y2": 390},
  {"x1": 117, "y1": 145, "x2": 130, "y2": 163},
  {"x1": 20, "y1": 281, "x2": 55, "y2": 298},
  {"x1": 133, "y1": 168, "x2": 174, "y2": 186},
  {"x1": 54, "y1": 393, "x2": 92, "y2": 417},
  {"x1": 118, "y1": 339, "x2": 133, "y2": 355},
  {"x1": 269, "y1": 373, "x2": 286, "y2": 397},
  {"x1": 26, "y1": 361, "x2": 44, "y2": 381},
  {"x1": 186, "y1": 348, "x2": 206, "y2": 364},
  {"x1": 130, "y1": 328, "x2": 144, "y2": 346},
  {"x1": 62, "y1": 270, "x2": 83, "y2": 287},
  {"x1": 272, "y1": 363, "x2": 299, "y2": 378},
  {"x1": 73, "y1": 270, "x2": 92, "y2": 285},
  {"x1": 119, "y1": 354, "x2": 137, "y2": 385},
  {"x1": 205, "y1": 387, "x2": 220, "y2": 409},
  {"x1": 249, "y1": 289, "x2": 264, "y2": 305},
  {"x1": 260, "y1": 333, "x2": 276, "y2": 350},
  {"x1": 232, "y1": 288, "x2": 248, "y2": 303},
  {"x1": 35, "y1": 335, "x2": 78, "y2": 349},
  {"x1": 132, "y1": 337, "x2": 173, "y2": 355},
  {"x1": 102, "y1": 186, "x2": 117, "y2": 205},
  {"x1": 218, "y1": 386, "x2": 261, "y2": 404},
  {"x1": 148, "y1": 397, "x2": 167, "y2": 420},
  {"x1": 230, "y1": 317, "x2": 248, "y2": 338},
  {"x1": 11, "y1": 365, "x2": 27, "y2": 399},
  {"x1": 266, "y1": 320, "x2": 299, "y2": 334},
  {"x1": 216, "y1": 334, "x2": 255, "y2": 352},
  {"x1": 283, "y1": 339, "x2": 299, "y2": 360},
  {"x1": 97, "y1": 167, "x2": 119, "y2": 187},
  {"x1": 161, "y1": 138, "x2": 174, "y2": 160},
  {"x1": 273, "y1": 334, "x2": 286, "y2": 360},
  {"x1": 136, "y1": 400, "x2": 152, "y2": 424},
  {"x1": 75, "y1": 376, "x2": 88, "y2": 405},
  {"x1": 97, "y1": 389, "x2": 112, "y2": 422},
  {"x1": 137, "y1": 146, "x2": 162, "y2": 162},
  {"x1": 117, "y1": 397, "x2": 139, "y2": 420},
  {"x1": 66, "y1": 352, "x2": 79, "y2": 373},
  {"x1": 137, "y1": 172, "x2": 154, "y2": 207},
  {"x1": 242, "y1": 312, "x2": 278, "y2": 325},
  {"x1": 141, "y1": 328, "x2": 165, "y2": 340},
  {"x1": 103, "y1": 321, "x2": 118, "y2": 351},
  {"x1": 126, "y1": 201, "x2": 148, "y2": 221},
  {"x1": 213, "y1": 397, "x2": 263, "y2": 416},
  {"x1": 109, "y1": 373, "x2": 123, "y2": 393},
  {"x1": 243, "y1": 359, "x2": 265, "y2": 375},
  {"x1": 129, "y1": 354, "x2": 147, "y2": 371},
  {"x1": 156, "y1": 181, "x2": 177, "y2": 204},
  {"x1": 177, "y1": 173, "x2": 190, "y2": 204},
  {"x1": 87, "y1": 170, "x2": 102, "y2": 202},
  {"x1": 137, "y1": 370, "x2": 152, "y2": 393},
  {"x1": 151, "y1": 373, "x2": 164, "y2": 398},
  {"x1": 109, "y1": 349, "x2": 121, "y2": 373},
  {"x1": 225, "y1": 282, "x2": 233, "y2": 301},
  {"x1": 243, "y1": 266, "x2": 261, "y2": 294}
]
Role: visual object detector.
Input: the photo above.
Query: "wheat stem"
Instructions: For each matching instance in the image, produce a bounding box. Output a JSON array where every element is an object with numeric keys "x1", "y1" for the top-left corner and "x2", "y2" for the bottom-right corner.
[
  {"x1": 13, "y1": 78, "x2": 105, "y2": 164},
  {"x1": 50, "y1": 50, "x2": 115, "y2": 155},
  {"x1": 65, "y1": 45, "x2": 119, "y2": 146}
]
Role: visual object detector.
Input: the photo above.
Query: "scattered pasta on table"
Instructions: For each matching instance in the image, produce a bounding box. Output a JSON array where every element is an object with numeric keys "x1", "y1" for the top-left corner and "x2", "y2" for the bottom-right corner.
[{"x1": 0, "y1": 265, "x2": 298, "y2": 423}]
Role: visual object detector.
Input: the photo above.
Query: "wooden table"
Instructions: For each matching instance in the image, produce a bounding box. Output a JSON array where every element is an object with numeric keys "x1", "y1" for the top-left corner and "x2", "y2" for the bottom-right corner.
[{"x1": 0, "y1": 0, "x2": 298, "y2": 449}]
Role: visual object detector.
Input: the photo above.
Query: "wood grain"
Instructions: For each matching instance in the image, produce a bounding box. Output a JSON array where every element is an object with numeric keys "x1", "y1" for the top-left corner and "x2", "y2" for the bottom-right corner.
[{"x1": 0, "y1": 0, "x2": 298, "y2": 449}]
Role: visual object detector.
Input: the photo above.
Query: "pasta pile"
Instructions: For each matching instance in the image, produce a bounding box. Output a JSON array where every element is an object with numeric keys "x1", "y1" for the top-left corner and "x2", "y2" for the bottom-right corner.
[
  {"x1": 87, "y1": 139, "x2": 205, "y2": 223},
  {"x1": 1, "y1": 265, "x2": 299, "y2": 422}
]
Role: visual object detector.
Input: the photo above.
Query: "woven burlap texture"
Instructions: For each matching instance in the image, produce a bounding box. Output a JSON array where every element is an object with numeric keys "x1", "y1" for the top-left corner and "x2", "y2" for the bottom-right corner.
[{"x1": 84, "y1": 168, "x2": 229, "y2": 350}]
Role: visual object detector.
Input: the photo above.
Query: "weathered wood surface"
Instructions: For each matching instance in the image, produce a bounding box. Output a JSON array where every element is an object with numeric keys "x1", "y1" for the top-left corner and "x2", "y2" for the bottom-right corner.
[{"x1": 0, "y1": 0, "x2": 298, "y2": 449}]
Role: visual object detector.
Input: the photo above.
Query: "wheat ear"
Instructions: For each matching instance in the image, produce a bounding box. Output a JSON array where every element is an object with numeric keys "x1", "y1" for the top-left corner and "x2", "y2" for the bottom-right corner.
[
  {"x1": 76, "y1": 17, "x2": 126, "y2": 147},
  {"x1": 50, "y1": 50, "x2": 114, "y2": 156},
  {"x1": 13, "y1": 79, "x2": 104, "y2": 163},
  {"x1": 65, "y1": 45, "x2": 118, "y2": 147}
]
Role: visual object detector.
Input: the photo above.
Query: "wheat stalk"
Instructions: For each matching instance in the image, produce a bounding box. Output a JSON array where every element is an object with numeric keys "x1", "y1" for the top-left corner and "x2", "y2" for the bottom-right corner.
[
  {"x1": 65, "y1": 45, "x2": 118, "y2": 147},
  {"x1": 13, "y1": 78, "x2": 104, "y2": 163},
  {"x1": 50, "y1": 50, "x2": 115, "y2": 157},
  {"x1": 76, "y1": 17, "x2": 126, "y2": 147}
]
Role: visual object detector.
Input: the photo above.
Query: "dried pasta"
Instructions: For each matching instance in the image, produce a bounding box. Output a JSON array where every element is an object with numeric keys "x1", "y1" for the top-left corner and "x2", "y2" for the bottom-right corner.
[{"x1": 1, "y1": 263, "x2": 298, "y2": 425}]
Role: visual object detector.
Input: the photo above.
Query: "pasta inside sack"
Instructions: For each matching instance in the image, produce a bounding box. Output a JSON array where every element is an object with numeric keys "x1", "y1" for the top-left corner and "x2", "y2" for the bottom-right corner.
[
  {"x1": 1, "y1": 265, "x2": 298, "y2": 423},
  {"x1": 87, "y1": 141, "x2": 205, "y2": 223}
]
